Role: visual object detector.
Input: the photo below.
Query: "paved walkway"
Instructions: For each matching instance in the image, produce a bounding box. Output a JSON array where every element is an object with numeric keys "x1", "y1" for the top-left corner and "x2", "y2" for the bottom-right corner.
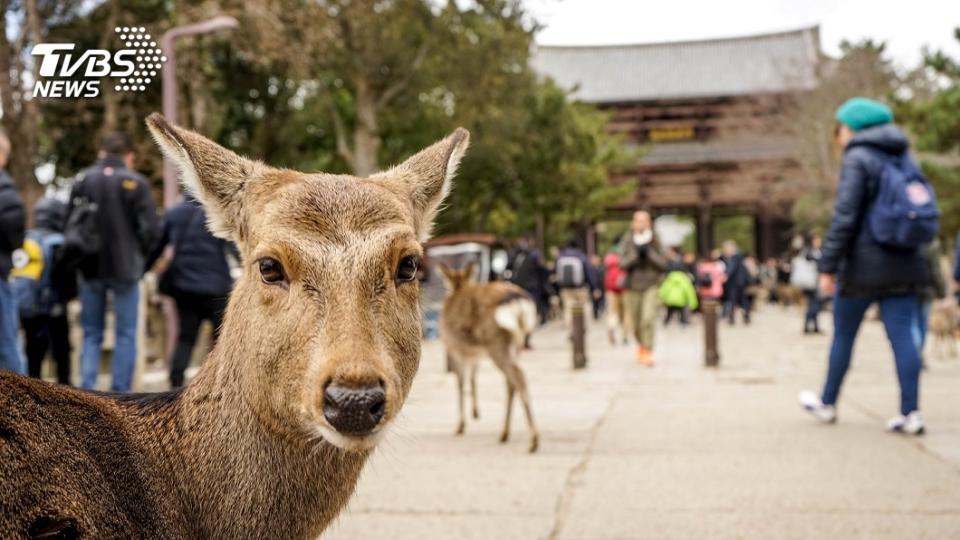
[{"x1": 323, "y1": 303, "x2": 960, "y2": 540}]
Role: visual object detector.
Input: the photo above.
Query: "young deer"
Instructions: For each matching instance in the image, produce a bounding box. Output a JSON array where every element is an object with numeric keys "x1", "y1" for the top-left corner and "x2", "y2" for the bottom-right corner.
[
  {"x1": 439, "y1": 262, "x2": 539, "y2": 452},
  {"x1": 0, "y1": 114, "x2": 469, "y2": 538}
]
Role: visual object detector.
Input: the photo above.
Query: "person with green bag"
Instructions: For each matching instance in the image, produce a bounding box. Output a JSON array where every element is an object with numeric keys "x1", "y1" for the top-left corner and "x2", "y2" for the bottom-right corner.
[{"x1": 659, "y1": 267, "x2": 698, "y2": 327}]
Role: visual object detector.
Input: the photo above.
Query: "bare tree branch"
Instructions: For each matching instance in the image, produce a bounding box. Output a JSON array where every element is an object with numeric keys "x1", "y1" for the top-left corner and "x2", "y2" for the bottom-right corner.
[
  {"x1": 376, "y1": 41, "x2": 429, "y2": 110},
  {"x1": 325, "y1": 95, "x2": 356, "y2": 171}
]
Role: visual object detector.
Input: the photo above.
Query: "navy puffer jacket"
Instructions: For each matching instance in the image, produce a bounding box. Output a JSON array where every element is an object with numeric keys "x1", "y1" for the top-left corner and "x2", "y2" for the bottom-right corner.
[
  {"x1": 818, "y1": 124, "x2": 928, "y2": 297},
  {"x1": 152, "y1": 197, "x2": 236, "y2": 298}
]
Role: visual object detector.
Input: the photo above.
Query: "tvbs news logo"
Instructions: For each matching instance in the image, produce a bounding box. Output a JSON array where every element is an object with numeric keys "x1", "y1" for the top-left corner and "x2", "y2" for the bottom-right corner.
[{"x1": 32, "y1": 26, "x2": 167, "y2": 98}]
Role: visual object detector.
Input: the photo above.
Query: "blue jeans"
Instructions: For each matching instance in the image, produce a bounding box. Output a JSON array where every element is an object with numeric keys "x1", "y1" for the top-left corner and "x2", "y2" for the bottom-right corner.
[
  {"x1": 822, "y1": 294, "x2": 921, "y2": 415},
  {"x1": 0, "y1": 278, "x2": 24, "y2": 373},
  {"x1": 79, "y1": 280, "x2": 140, "y2": 391},
  {"x1": 913, "y1": 300, "x2": 931, "y2": 352}
]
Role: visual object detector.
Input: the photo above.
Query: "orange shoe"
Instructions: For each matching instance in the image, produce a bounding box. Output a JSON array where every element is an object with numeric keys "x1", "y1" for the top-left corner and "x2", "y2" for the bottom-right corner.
[{"x1": 635, "y1": 346, "x2": 654, "y2": 367}]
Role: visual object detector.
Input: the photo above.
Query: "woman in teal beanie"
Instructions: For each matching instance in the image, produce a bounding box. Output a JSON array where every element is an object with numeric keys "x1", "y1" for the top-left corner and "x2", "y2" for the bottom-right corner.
[
  {"x1": 834, "y1": 97, "x2": 894, "y2": 132},
  {"x1": 800, "y1": 96, "x2": 929, "y2": 435}
]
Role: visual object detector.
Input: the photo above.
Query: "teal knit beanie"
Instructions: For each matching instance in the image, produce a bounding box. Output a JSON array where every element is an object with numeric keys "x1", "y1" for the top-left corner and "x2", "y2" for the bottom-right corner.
[{"x1": 835, "y1": 97, "x2": 894, "y2": 131}]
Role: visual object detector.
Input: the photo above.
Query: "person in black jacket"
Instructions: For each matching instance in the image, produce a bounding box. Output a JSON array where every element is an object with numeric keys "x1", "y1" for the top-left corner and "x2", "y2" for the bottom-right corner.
[
  {"x1": 507, "y1": 236, "x2": 550, "y2": 324},
  {"x1": 0, "y1": 130, "x2": 25, "y2": 374},
  {"x1": 66, "y1": 132, "x2": 158, "y2": 391},
  {"x1": 150, "y1": 194, "x2": 235, "y2": 387},
  {"x1": 800, "y1": 97, "x2": 927, "y2": 435},
  {"x1": 720, "y1": 240, "x2": 751, "y2": 325}
]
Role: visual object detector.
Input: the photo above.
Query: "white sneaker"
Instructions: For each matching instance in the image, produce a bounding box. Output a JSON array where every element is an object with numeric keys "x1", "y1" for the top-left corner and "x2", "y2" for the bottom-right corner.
[
  {"x1": 887, "y1": 411, "x2": 925, "y2": 435},
  {"x1": 799, "y1": 390, "x2": 837, "y2": 423}
]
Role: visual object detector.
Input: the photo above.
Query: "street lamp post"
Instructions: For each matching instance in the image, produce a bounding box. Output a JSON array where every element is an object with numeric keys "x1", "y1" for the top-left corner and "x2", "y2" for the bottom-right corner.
[
  {"x1": 157, "y1": 16, "x2": 239, "y2": 385},
  {"x1": 160, "y1": 15, "x2": 239, "y2": 209}
]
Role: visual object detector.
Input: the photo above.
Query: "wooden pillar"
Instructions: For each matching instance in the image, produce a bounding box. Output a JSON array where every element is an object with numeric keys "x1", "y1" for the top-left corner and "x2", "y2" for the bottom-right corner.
[
  {"x1": 755, "y1": 206, "x2": 775, "y2": 260},
  {"x1": 585, "y1": 221, "x2": 597, "y2": 257},
  {"x1": 696, "y1": 204, "x2": 712, "y2": 258}
]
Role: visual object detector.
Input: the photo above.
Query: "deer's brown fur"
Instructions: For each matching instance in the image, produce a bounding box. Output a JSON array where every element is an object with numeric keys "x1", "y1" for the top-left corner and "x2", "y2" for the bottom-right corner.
[
  {"x1": 0, "y1": 114, "x2": 468, "y2": 538},
  {"x1": 439, "y1": 262, "x2": 539, "y2": 452}
]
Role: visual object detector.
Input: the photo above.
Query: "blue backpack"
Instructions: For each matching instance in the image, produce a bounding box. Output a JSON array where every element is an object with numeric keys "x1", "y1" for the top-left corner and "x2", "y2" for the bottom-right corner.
[
  {"x1": 10, "y1": 230, "x2": 65, "y2": 318},
  {"x1": 866, "y1": 155, "x2": 939, "y2": 249}
]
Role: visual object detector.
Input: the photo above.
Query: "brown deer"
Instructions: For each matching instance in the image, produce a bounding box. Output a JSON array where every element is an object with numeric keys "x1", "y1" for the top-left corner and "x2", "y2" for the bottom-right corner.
[
  {"x1": 0, "y1": 114, "x2": 469, "y2": 538},
  {"x1": 928, "y1": 298, "x2": 959, "y2": 359},
  {"x1": 439, "y1": 262, "x2": 539, "y2": 452}
]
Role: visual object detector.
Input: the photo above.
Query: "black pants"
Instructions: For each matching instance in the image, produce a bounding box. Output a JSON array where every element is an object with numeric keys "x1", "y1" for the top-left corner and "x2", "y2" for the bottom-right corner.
[
  {"x1": 22, "y1": 313, "x2": 71, "y2": 385},
  {"x1": 663, "y1": 306, "x2": 689, "y2": 326},
  {"x1": 171, "y1": 292, "x2": 227, "y2": 387},
  {"x1": 803, "y1": 289, "x2": 822, "y2": 332}
]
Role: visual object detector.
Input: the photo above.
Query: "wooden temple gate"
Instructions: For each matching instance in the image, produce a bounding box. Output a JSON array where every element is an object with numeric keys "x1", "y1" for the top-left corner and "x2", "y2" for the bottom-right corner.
[{"x1": 534, "y1": 27, "x2": 821, "y2": 258}]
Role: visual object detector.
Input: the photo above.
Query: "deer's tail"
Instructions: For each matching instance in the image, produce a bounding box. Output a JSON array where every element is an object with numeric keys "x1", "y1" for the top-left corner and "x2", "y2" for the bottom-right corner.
[{"x1": 494, "y1": 295, "x2": 538, "y2": 348}]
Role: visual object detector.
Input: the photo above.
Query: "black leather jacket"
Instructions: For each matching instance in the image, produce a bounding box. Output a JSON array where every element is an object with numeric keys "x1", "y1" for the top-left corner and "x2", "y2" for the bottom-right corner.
[{"x1": 818, "y1": 125, "x2": 928, "y2": 297}]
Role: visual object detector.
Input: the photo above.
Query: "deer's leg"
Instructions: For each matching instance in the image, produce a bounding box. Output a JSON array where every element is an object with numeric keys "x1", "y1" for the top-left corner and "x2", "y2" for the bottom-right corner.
[
  {"x1": 509, "y1": 363, "x2": 539, "y2": 453},
  {"x1": 500, "y1": 379, "x2": 515, "y2": 443},
  {"x1": 491, "y1": 345, "x2": 538, "y2": 452},
  {"x1": 470, "y1": 362, "x2": 480, "y2": 419},
  {"x1": 453, "y1": 355, "x2": 466, "y2": 435}
]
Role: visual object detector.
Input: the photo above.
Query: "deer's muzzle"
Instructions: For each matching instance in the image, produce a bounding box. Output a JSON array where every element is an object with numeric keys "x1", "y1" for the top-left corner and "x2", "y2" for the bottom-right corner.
[{"x1": 322, "y1": 382, "x2": 387, "y2": 435}]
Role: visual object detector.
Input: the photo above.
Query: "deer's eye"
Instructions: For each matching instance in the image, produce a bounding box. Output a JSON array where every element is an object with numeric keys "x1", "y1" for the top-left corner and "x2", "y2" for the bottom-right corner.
[
  {"x1": 258, "y1": 257, "x2": 286, "y2": 285},
  {"x1": 395, "y1": 255, "x2": 420, "y2": 284}
]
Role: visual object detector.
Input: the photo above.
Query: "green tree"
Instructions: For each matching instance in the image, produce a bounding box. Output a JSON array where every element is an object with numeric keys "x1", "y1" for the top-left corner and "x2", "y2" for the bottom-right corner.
[
  {"x1": 783, "y1": 40, "x2": 899, "y2": 233},
  {"x1": 26, "y1": 0, "x2": 633, "y2": 249},
  {"x1": 900, "y1": 28, "x2": 960, "y2": 240}
]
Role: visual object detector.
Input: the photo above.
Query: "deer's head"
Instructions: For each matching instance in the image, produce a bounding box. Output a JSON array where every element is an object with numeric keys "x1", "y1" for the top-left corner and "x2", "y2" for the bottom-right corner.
[{"x1": 147, "y1": 114, "x2": 468, "y2": 452}]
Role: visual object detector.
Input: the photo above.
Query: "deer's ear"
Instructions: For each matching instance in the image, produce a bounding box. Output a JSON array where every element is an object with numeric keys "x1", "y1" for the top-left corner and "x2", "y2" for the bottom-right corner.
[
  {"x1": 145, "y1": 113, "x2": 261, "y2": 241},
  {"x1": 437, "y1": 263, "x2": 456, "y2": 290},
  {"x1": 463, "y1": 261, "x2": 478, "y2": 282},
  {"x1": 371, "y1": 128, "x2": 470, "y2": 241}
]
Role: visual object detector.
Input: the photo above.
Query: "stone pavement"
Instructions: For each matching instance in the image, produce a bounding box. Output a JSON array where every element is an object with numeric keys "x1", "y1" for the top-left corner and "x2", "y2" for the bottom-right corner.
[{"x1": 323, "y1": 303, "x2": 960, "y2": 540}]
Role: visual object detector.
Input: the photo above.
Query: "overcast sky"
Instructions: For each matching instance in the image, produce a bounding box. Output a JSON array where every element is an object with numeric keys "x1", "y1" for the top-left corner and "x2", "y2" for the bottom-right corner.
[{"x1": 527, "y1": 0, "x2": 960, "y2": 70}]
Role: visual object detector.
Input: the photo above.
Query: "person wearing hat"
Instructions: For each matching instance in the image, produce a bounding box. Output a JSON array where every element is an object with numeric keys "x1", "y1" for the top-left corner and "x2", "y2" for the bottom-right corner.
[{"x1": 799, "y1": 97, "x2": 930, "y2": 435}]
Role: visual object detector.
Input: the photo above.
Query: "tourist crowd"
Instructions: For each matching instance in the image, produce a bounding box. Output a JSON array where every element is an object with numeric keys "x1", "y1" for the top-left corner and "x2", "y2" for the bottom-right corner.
[{"x1": 0, "y1": 131, "x2": 234, "y2": 391}]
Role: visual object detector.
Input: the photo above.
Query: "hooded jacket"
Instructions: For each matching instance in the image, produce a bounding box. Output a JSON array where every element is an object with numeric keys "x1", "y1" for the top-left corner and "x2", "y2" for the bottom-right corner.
[{"x1": 818, "y1": 124, "x2": 928, "y2": 297}]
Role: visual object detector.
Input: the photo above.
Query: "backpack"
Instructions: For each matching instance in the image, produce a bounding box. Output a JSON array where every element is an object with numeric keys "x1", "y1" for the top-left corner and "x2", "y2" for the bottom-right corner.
[
  {"x1": 696, "y1": 261, "x2": 726, "y2": 300},
  {"x1": 555, "y1": 255, "x2": 585, "y2": 289},
  {"x1": 867, "y1": 156, "x2": 939, "y2": 249},
  {"x1": 63, "y1": 177, "x2": 102, "y2": 261},
  {"x1": 10, "y1": 230, "x2": 64, "y2": 318},
  {"x1": 603, "y1": 253, "x2": 625, "y2": 292},
  {"x1": 789, "y1": 253, "x2": 818, "y2": 291}
]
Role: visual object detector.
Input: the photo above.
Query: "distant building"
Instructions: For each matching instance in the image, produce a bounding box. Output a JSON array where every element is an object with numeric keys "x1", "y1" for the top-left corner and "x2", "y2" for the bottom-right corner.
[{"x1": 533, "y1": 26, "x2": 821, "y2": 258}]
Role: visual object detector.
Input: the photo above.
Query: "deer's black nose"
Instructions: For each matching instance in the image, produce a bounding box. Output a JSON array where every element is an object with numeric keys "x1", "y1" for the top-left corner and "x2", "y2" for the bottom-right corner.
[{"x1": 323, "y1": 382, "x2": 386, "y2": 435}]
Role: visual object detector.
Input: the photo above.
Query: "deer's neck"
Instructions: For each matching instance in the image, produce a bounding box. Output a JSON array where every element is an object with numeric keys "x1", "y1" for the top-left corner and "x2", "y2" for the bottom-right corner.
[{"x1": 129, "y1": 350, "x2": 368, "y2": 538}]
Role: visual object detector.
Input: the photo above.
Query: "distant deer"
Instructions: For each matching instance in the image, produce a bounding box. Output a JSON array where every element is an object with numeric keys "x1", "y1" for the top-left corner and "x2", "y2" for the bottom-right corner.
[
  {"x1": 0, "y1": 114, "x2": 469, "y2": 538},
  {"x1": 439, "y1": 262, "x2": 539, "y2": 452},
  {"x1": 928, "y1": 298, "x2": 959, "y2": 359}
]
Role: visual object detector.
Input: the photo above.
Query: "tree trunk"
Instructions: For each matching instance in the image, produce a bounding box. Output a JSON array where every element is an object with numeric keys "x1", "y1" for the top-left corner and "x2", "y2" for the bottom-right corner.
[
  {"x1": 0, "y1": 0, "x2": 41, "y2": 215},
  {"x1": 351, "y1": 78, "x2": 380, "y2": 176},
  {"x1": 99, "y1": 0, "x2": 120, "y2": 133}
]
